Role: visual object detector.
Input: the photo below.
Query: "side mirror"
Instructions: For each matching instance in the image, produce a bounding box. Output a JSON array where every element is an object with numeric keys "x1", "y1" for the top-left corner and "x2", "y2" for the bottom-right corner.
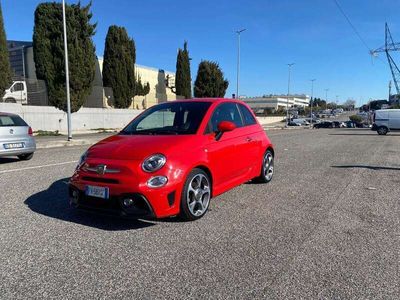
[{"x1": 215, "y1": 121, "x2": 236, "y2": 141}]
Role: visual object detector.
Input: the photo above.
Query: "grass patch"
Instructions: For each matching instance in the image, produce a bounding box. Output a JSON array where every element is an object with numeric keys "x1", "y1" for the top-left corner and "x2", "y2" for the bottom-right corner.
[{"x1": 34, "y1": 130, "x2": 62, "y2": 136}]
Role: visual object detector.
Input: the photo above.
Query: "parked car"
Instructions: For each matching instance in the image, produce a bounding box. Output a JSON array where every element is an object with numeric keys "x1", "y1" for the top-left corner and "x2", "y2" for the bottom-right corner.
[
  {"x1": 372, "y1": 109, "x2": 400, "y2": 135},
  {"x1": 287, "y1": 121, "x2": 301, "y2": 126},
  {"x1": 0, "y1": 112, "x2": 36, "y2": 160},
  {"x1": 69, "y1": 99, "x2": 275, "y2": 221},
  {"x1": 292, "y1": 118, "x2": 310, "y2": 126},
  {"x1": 332, "y1": 121, "x2": 346, "y2": 128},
  {"x1": 313, "y1": 121, "x2": 333, "y2": 129}
]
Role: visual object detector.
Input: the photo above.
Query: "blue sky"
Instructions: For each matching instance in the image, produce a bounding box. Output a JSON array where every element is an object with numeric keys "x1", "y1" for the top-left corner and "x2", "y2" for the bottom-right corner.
[{"x1": 3, "y1": 0, "x2": 400, "y2": 105}]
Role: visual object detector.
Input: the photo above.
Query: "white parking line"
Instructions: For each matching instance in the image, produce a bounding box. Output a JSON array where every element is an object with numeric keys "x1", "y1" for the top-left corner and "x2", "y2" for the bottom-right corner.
[{"x1": 0, "y1": 161, "x2": 77, "y2": 174}]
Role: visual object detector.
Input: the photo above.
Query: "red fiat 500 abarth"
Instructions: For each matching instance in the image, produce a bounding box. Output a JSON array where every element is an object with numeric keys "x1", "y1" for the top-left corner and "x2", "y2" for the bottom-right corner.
[{"x1": 69, "y1": 98, "x2": 274, "y2": 221}]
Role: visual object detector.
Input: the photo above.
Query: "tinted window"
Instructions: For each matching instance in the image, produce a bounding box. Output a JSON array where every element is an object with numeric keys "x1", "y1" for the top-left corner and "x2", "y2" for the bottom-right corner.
[
  {"x1": 0, "y1": 115, "x2": 28, "y2": 127},
  {"x1": 121, "y1": 101, "x2": 211, "y2": 135},
  {"x1": 239, "y1": 104, "x2": 257, "y2": 126},
  {"x1": 209, "y1": 103, "x2": 243, "y2": 132}
]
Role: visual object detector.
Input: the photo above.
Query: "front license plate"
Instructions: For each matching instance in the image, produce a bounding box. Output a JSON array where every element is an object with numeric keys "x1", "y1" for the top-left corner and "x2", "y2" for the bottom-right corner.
[
  {"x1": 4, "y1": 143, "x2": 24, "y2": 149},
  {"x1": 85, "y1": 185, "x2": 109, "y2": 199}
]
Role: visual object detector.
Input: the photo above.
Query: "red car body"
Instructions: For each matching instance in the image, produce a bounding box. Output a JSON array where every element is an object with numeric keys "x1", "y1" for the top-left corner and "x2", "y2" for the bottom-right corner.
[{"x1": 69, "y1": 98, "x2": 274, "y2": 219}]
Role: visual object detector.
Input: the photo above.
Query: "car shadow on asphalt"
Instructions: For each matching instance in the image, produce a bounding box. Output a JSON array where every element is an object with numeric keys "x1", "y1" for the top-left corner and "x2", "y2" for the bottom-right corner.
[
  {"x1": 24, "y1": 178, "x2": 155, "y2": 231},
  {"x1": 331, "y1": 165, "x2": 400, "y2": 171},
  {"x1": 0, "y1": 157, "x2": 20, "y2": 164}
]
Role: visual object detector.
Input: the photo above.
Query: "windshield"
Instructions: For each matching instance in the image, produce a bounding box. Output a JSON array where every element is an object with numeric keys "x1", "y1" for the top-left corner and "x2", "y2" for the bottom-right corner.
[{"x1": 121, "y1": 101, "x2": 212, "y2": 135}]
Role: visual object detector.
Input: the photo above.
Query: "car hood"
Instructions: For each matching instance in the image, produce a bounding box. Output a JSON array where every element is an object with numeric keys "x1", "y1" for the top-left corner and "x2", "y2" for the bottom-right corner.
[{"x1": 87, "y1": 134, "x2": 199, "y2": 160}]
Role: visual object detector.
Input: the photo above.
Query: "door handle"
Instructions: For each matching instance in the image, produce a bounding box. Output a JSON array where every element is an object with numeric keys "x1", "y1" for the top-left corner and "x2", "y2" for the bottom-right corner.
[{"x1": 246, "y1": 137, "x2": 252, "y2": 142}]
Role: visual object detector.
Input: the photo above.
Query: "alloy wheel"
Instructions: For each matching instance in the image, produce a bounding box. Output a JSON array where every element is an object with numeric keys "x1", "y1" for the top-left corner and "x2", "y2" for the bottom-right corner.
[{"x1": 186, "y1": 173, "x2": 211, "y2": 217}]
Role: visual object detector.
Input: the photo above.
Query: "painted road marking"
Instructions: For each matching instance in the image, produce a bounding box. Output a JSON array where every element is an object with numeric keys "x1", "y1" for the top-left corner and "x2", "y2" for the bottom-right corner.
[{"x1": 0, "y1": 161, "x2": 76, "y2": 174}]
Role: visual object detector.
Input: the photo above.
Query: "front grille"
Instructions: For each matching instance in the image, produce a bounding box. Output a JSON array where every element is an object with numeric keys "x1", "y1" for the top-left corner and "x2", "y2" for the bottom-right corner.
[
  {"x1": 81, "y1": 176, "x2": 119, "y2": 184},
  {"x1": 69, "y1": 186, "x2": 153, "y2": 217}
]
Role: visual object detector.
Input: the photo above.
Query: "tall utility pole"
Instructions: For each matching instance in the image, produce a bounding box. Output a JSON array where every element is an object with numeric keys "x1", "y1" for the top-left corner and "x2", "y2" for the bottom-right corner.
[
  {"x1": 62, "y1": 0, "x2": 72, "y2": 141},
  {"x1": 325, "y1": 88, "x2": 329, "y2": 110},
  {"x1": 310, "y1": 79, "x2": 316, "y2": 127},
  {"x1": 286, "y1": 63, "x2": 295, "y2": 126},
  {"x1": 236, "y1": 29, "x2": 246, "y2": 99}
]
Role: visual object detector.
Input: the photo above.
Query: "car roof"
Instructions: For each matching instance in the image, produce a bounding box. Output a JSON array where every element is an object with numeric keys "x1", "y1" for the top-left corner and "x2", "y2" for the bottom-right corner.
[{"x1": 170, "y1": 98, "x2": 244, "y2": 104}]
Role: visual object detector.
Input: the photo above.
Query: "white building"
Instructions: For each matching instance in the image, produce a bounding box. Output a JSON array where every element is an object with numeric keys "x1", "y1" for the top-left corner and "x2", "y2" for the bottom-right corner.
[{"x1": 242, "y1": 94, "x2": 310, "y2": 112}]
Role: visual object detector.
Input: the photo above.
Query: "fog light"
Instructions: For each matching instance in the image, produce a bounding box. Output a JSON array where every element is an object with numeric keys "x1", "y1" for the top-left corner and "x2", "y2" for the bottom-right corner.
[
  {"x1": 123, "y1": 198, "x2": 134, "y2": 207},
  {"x1": 147, "y1": 176, "x2": 168, "y2": 188}
]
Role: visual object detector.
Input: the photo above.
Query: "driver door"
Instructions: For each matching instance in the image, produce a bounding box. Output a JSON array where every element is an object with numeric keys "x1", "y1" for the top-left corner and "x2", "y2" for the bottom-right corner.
[{"x1": 204, "y1": 102, "x2": 247, "y2": 192}]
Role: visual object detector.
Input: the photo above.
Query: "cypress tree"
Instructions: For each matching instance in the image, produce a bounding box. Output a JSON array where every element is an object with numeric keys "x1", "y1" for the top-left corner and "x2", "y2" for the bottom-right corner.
[
  {"x1": 194, "y1": 60, "x2": 229, "y2": 98},
  {"x1": 175, "y1": 41, "x2": 191, "y2": 98},
  {"x1": 33, "y1": 2, "x2": 96, "y2": 112},
  {"x1": 102, "y1": 25, "x2": 136, "y2": 108},
  {"x1": 0, "y1": 2, "x2": 12, "y2": 94}
]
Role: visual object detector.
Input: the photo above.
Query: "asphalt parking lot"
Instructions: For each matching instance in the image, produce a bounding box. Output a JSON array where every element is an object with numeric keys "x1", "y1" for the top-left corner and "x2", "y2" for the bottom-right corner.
[{"x1": 0, "y1": 128, "x2": 399, "y2": 299}]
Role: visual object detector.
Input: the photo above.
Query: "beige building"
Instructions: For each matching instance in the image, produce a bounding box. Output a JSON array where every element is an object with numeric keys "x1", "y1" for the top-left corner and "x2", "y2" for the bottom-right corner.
[{"x1": 91, "y1": 58, "x2": 179, "y2": 109}]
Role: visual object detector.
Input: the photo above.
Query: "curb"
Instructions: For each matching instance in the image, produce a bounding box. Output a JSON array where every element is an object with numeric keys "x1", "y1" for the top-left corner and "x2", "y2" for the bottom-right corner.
[{"x1": 36, "y1": 138, "x2": 100, "y2": 149}]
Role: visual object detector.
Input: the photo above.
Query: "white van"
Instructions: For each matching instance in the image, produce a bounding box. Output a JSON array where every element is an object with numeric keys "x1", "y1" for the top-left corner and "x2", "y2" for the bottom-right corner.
[{"x1": 372, "y1": 109, "x2": 400, "y2": 135}]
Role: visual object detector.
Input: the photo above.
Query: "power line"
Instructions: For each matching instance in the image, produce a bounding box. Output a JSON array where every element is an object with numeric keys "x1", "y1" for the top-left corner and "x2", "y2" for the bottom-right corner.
[{"x1": 332, "y1": 0, "x2": 372, "y2": 52}]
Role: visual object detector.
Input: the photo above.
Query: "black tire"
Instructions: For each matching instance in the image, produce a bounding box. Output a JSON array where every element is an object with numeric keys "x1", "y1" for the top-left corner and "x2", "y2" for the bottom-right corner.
[
  {"x1": 179, "y1": 168, "x2": 211, "y2": 221},
  {"x1": 377, "y1": 126, "x2": 388, "y2": 135},
  {"x1": 255, "y1": 150, "x2": 274, "y2": 183},
  {"x1": 18, "y1": 153, "x2": 34, "y2": 160}
]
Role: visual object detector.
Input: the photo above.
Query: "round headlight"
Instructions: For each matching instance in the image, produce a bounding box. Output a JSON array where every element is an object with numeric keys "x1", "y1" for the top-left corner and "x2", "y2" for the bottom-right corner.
[{"x1": 142, "y1": 154, "x2": 166, "y2": 172}]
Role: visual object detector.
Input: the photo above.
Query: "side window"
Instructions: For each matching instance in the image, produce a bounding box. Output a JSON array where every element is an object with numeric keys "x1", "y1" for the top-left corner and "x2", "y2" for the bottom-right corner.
[
  {"x1": 239, "y1": 104, "x2": 257, "y2": 126},
  {"x1": 209, "y1": 103, "x2": 243, "y2": 132},
  {"x1": 13, "y1": 83, "x2": 24, "y2": 92}
]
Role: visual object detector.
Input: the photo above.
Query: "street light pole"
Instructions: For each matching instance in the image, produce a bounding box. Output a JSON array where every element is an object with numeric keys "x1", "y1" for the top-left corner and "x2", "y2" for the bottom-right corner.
[
  {"x1": 236, "y1": 29, "x2": 246, "y2": 99},
  {"x1": 286, "y1": 63, "x2": 295, "y2": 126},
  {"x1": 310, "y1": 79, "x2": 316, "y2": 127},
  {"x1": 325, "y1": 88, "x2": 329, "y2": 111},
  {"x1": 62, "y1": 0, "x2": 72, "y2": 141}
]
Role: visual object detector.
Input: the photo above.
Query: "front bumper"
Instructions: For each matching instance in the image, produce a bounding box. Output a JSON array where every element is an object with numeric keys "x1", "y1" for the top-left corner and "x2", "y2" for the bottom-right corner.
[
  {"x1": 69, "y1": 159, "x2": 183, "y2": 219},
  {"x1": 68, "y1": 185, "x2": 156, "y2": 218}
]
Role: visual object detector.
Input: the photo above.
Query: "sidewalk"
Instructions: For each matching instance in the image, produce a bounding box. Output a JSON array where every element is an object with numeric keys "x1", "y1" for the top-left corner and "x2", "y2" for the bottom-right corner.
[{"x1": 35, "y1": 132, "x2": 114, "y2": 149}]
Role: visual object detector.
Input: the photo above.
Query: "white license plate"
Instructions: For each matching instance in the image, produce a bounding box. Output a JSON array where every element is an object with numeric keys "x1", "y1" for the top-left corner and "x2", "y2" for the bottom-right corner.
[
  {"x1": 4, "y1": 143, "x2": 24, "y2": 149},
  {"x1": 85, "y1": 185, "x2": 109, "y2": 199}
]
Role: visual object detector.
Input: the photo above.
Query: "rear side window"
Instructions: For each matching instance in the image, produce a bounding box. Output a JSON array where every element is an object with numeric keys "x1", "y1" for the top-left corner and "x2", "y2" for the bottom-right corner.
[
  {"x1": 209, "y1": 102, "x2": 243, "y2": 132},
  {"x1": 238, "y1": 104, "x2": 257, "y2": 126},
  {"x1": 0, "y1": 115, "x2": 28, "y2": 127}
]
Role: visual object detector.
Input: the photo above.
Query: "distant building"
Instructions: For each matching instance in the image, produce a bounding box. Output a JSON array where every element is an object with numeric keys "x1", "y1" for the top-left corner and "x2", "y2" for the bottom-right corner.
[
  {"x1": 7, "y1": 40, "x2": 178, "y2": 109},
  {"x1": 7, "y1": 40, "x2": 36, "y2": 80},
  {"x1": 242, "y1": 94, "x2": 310, "y2": 112}
]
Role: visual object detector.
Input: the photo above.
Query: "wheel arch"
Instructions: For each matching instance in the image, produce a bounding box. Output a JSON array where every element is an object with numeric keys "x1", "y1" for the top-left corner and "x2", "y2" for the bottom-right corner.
[
  {"x1": 266, "y1": 146, "x2": 274, "y2": 157},
  {"x1": 193, "y1": 165, "x2": 214, "y2": 197}
]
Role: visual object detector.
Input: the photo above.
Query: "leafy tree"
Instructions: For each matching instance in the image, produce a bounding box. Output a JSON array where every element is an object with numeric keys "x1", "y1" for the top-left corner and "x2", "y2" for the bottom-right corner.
[
  {"x1": 175, "y1": 41, "x2": 191, "y2": 98},
  {"x1": 33, "y1": 2, "x2": 96, "y2": 112},
  {"x1": 343, "y1": 99, "x2": 356, "y2": 110},
  {"x1": 102, "y1": 25, "x2": 137, "y2": 108},
  {"x1": 194, "y1": 60, "x2": 228, "y2": 97},
  {"x1": 136, "y1": 75, "x2": 150, "y2": 96},
  {"x1": 349, "y1": 115, "x2": 363, "y2": 123},
  {"x1": 0, "y1": 3, "x2": 12, "y2": 94}
]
